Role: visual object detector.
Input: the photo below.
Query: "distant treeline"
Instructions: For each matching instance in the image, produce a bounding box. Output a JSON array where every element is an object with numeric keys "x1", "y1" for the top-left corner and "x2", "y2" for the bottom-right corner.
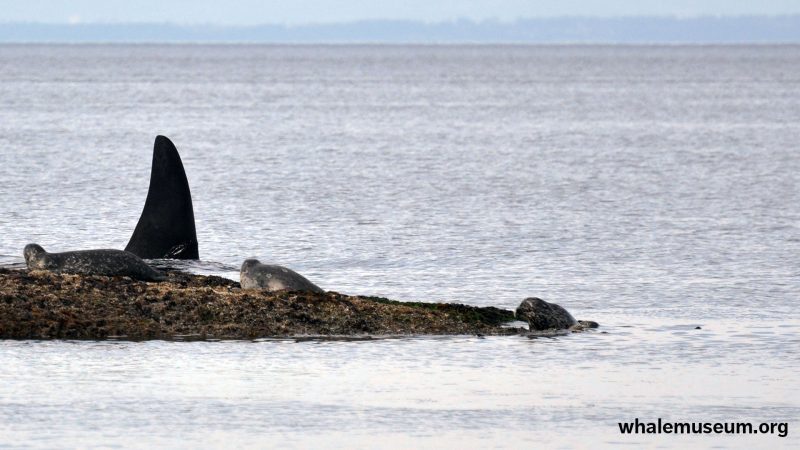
[{"x1": 1, "y1": 16, "x2": 799, "y2": 43}]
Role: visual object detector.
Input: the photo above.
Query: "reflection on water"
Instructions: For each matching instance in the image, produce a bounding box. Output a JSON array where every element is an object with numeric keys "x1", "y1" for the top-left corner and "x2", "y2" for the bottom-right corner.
[
  {"x1": 1, "y1": 320, "x2": 797, "y2": 448},
  {"x1": 0, "y1": 44, "x2": 798, "y2": 448},
  {"x1": 147, "y1": 259, "x2": 241, "y2": 279}
]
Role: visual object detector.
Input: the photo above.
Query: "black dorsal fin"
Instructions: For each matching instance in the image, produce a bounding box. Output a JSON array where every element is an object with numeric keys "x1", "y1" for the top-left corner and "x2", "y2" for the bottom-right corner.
[{"x1": 125, "y1": 135, "x2": 199, "y2": 259}]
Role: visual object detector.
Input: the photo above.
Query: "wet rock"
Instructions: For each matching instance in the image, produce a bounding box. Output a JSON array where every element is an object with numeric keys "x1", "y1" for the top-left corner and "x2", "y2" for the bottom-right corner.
[
  {"x1": 0, "y1": 268, "x2": 525, "y2": 340},
  {"x1": 515, "y1": 297, "x2": 577, "y2": 331}
]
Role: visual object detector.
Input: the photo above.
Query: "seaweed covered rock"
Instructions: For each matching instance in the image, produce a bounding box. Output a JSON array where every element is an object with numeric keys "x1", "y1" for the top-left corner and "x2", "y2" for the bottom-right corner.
[{"x1": 0, "y1": 268, "x2": 525, "y2": 340}]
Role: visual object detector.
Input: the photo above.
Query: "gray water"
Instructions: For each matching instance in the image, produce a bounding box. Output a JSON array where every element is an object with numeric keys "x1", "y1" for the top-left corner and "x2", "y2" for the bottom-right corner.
[{"x1": 0, "y1": 44, "x2": 798, "y2": 448}]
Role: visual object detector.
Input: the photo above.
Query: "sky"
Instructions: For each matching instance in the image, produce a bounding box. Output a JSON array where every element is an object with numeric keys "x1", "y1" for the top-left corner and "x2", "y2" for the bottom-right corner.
[{"x1": 1, "y1": 0, "x2": 799, "y2": 25}]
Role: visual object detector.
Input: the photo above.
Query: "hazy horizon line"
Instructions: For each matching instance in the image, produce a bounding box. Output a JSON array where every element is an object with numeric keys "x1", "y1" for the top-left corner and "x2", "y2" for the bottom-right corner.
[
  {"x1": 3, "y1": 14, "x2": 800, "y2": 26},
  {"x1": 2, "y1": 16, "x2": 799, "y2": 43}
]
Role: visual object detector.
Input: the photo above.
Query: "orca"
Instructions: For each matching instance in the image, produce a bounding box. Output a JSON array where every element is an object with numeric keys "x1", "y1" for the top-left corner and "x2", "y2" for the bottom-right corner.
[{"x1": 125, "y1": 135, "x2": 199, "y2": 259}]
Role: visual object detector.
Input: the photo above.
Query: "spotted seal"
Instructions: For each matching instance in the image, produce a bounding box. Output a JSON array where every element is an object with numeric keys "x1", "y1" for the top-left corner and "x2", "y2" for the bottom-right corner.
[
  {"x1": 240, "y1": 259, "x2": 324, "y2": 293},
  {"x1": 516, "y1": 297, "x2": 599, "y2": 331},
  {"x1": 24, "y1": 244, "x2": 165, "y2": 281}
]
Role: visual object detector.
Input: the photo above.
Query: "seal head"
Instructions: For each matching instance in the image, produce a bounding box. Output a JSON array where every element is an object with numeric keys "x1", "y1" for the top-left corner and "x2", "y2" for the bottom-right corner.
[{"x1": 24, "y1": 243, "x2": 49, "y2": 269}]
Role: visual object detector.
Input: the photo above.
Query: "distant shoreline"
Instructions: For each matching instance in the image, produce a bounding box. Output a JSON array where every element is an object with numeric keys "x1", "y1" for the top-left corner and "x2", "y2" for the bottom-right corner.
[
  {"x1": 2, "y1": 42, "x2": 800, "y2": 46},
  {"x1": 2, "y1": 16, "x2": 799, "y2": 44}
]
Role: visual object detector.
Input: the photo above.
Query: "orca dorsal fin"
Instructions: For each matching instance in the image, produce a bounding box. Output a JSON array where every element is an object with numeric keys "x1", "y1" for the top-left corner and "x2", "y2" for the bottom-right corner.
[{"x1": 125, "y1": 135, "x2": 199, "y2": 259}]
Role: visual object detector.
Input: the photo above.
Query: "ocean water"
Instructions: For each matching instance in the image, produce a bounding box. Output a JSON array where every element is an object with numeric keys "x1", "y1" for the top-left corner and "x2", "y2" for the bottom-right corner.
[{"x1": 0, "y1": 44, "x2": 798, "y2": 448}]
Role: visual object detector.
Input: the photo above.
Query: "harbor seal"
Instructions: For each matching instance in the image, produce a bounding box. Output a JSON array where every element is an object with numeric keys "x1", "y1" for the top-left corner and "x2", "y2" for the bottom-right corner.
[
  {"x1": 125, "y1": 135, "x2": 199, "y2": 259},
  {"x1": 240, "y1": 259, "x2": 324, "y2": 293},
  {"x1": 515, "y1": 297, "x2": 577, "y2": 331},
  {"x1": 24, "y1": 244, "x2": 166, "y2": 281}
]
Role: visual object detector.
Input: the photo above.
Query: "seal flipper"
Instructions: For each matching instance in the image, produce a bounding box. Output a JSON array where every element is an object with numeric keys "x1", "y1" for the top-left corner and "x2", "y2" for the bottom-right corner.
[{"x1": 125, "y1": 135, "x2": 199, "y2": 259}]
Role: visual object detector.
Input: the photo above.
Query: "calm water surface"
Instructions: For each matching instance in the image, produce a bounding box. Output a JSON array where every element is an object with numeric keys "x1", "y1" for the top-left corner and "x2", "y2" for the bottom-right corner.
[{"x1": 0, "y1": 44, "x2": 798, "y2": 448}]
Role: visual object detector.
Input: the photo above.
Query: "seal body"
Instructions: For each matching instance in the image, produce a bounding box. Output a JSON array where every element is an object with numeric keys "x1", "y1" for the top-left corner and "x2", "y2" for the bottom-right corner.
[
  {"x1": 515, "y1": 297, "x2": 577, "y2": 331},
  {"x1": 240, "y1": 259, "x2": 324, "y2": 293},
  {"x1": 24, "y1": 244, "x2": 166, "y2": 281}
]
